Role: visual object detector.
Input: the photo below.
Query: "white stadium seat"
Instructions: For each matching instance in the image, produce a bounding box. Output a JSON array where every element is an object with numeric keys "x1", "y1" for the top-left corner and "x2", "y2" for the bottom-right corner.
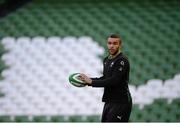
[
  {"x1": 47, "y1": 36, "x2": 61, "y2": 45},
  {"x1": 17, "y1": 37, "x2": 31, "y2": 47},
  {"x1": 1, "y1": 37, "x2": 16, "y2": 50},
  {"x1": 173, "y1": 73, "x2": 180, "y2": 81}
]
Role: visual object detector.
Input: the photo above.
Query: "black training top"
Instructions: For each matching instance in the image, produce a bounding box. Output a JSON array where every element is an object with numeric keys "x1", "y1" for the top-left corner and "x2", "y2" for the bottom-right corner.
[{"x1": 91, "y1": 52, "x2": 131, "y2": 103}]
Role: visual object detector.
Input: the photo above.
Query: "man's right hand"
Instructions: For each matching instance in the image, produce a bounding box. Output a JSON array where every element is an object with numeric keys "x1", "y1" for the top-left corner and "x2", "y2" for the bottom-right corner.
[{"x1": 78, "y1": 73, "x2": 92, "y2": 84}]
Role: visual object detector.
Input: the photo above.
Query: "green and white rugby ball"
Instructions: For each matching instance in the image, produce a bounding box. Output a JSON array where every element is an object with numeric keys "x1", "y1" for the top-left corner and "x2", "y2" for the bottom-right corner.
[{"x1": 69, "y1": 73, "x2": 86, "y2": 87}]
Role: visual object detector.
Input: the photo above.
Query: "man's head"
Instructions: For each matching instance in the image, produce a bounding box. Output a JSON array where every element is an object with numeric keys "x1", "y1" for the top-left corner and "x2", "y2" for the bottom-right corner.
[{"x1": 107, "y1": 34, "x2": 122, "y2": 55}]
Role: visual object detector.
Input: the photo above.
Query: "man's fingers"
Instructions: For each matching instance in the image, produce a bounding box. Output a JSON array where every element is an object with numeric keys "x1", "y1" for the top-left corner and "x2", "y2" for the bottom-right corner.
[
  {"x1": 78, "y1": 75, "x2": 83, "y2": 80},
  {"x1": 78, "y1": 74, "x2": 86, "y2": 81}
]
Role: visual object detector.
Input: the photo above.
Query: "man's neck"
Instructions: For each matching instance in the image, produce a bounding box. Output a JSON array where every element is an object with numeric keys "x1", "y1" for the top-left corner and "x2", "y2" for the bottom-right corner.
[{"x1": 108, "y1": 50, "x2": 121, "y2": 59}]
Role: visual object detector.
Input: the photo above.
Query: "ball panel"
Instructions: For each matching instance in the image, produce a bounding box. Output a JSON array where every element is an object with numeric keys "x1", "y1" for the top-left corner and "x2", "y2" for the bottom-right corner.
[
  {"x1": 71, "y1": 73, "x2": 84, "y2": 84},
  {"x1": 70, "y1": 80, "x2": 85, "y2": 87},
  {"x1": 68, "y1": 73, "x2": 86, "y2": 87}
]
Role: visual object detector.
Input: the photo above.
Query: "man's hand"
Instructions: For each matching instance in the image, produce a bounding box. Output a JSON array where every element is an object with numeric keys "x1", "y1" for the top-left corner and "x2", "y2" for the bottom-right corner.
[{"x1": 78, "y1": 73, "x2": 92, "y2": 84}]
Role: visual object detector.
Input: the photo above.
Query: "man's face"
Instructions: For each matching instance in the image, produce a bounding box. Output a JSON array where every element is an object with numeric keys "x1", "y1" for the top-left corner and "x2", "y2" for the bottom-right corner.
[{"x1": 107, "y1": 37, "x2": 120, "y2": 55}]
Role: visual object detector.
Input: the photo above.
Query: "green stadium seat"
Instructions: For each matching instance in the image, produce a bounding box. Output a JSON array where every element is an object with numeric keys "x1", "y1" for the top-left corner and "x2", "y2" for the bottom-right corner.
[
  {"x1": 130, "y1": 105, "x2": 141, "y2": 121},
  {"x1": 0, "y1": 115, "x2": 13, "y2": 122},
  {"x1": 33, "y1": 115, "x2": 51, "y2": 122},
  {"x1": 86, "y1": 115, "x2": 101, "y2": 122},
  {"x1": 0, "y1": 60, "x2": 7, "y2": 80},
  {"x1": 50, "y1": 115, "x2": 68, "y2": 122},
  {"x1": 68, "y1": 115, "x2": 87, "y2": 122},
  {"x1": 15, "y1": 115, "x2": 32, "y2": 122},
  {"x1": 163, "y1": 112, "x2": 177, "y2": 122}
]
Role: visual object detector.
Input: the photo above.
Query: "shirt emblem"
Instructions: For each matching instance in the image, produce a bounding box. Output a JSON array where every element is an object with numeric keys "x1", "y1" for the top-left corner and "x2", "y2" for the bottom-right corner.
[
  {"x1": 110, "y1": 62, "x2": 114, "y2": 67},
  {"x1": 117, "y1": 116, "x2": 122, "y2": 120},
  {"x1": 120, "y1": 61, "x2": 124, "y2": 66}
]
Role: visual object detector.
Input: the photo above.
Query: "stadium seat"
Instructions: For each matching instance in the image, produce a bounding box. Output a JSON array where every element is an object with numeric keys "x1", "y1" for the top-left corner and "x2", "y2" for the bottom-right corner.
[
  {"x1": 33, "y1": 115, "x2": 51, "y2": 122},
  {"x1": 50, "y1": 115, "x2": 68, "y2": 122},
  {"x1": 14, "y1": 115, "x2": 32, "y2": 122},
  {"x1": 0, "y1": 115, "x2": 14, "y2": 122},
  {"x1": 86, "y1": 115, "x2": 101, "y2": 122},
  {"x1": 1, "y1": 37, "x2": 16, "y2": 50},
  {"x1": 68, "y1": 115, "x2": 87, "y2": 122},
  {"x1": 174, "y1": 74, "x2": 180, "y2": 81}
]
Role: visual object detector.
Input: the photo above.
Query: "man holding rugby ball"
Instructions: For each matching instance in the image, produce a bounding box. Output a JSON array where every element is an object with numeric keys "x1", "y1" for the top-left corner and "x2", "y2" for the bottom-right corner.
[{"x1": 79, "y1": 34, "x2": 132, "y2": 122}]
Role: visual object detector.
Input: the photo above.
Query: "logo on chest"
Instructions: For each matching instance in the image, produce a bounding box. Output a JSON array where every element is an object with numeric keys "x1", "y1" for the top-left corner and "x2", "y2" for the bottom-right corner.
[{"x1": 110, "y1": 62, "x2": 114, "y2": 67}]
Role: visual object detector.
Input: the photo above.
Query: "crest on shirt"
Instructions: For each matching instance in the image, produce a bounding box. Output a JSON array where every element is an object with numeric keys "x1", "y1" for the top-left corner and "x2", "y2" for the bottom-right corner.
[
  {"x1": 110, "y1": 62, "x2": 114, "y2": 67},
  {"x1": 120, "y1": 61, "x2": 124, "y2": 66}
]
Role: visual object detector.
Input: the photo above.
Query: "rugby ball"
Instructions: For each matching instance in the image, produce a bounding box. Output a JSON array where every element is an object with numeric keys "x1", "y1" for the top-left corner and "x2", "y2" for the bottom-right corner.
[{"x1": 69, "y1": 73, "x2": 86, "y2": 87}]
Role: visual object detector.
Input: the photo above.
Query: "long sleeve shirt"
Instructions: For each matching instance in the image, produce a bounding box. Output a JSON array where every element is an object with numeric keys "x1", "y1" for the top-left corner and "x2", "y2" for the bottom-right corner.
[{"x1": 91, "y1": 53, "x2": 131, "y2": 103}]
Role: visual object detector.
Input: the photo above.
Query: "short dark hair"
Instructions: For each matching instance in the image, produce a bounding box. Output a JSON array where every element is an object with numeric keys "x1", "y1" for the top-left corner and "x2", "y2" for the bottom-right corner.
[{"x1": 109, "y1": 34, "x2": 122, "y2": 44}]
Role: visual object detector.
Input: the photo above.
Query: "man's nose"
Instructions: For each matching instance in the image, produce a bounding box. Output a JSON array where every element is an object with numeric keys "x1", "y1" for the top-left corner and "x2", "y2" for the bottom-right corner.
[{"x1": 110, "y1": 44, "x2": 114, "y2": 48}]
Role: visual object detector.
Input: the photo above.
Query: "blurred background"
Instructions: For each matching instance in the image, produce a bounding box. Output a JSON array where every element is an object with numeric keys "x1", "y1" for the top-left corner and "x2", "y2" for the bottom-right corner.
[{"x1": 0, "y1": 0, "x2": 179, "y2": 122}]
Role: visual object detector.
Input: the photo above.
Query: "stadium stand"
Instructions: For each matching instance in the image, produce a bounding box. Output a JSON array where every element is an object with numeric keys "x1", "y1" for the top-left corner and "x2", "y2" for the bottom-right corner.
[
  {"x1": 0, "y1": 37, "x2": 179, "y2": 122},
  {"x1": 0, "y1": 0, "x2": 179, "y2": 122}
]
